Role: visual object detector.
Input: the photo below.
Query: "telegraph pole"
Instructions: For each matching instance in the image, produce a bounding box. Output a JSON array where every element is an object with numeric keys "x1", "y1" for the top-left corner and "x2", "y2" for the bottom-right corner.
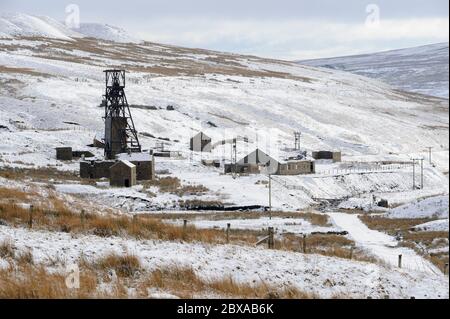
[
  {"x1": 426, "y1": 147, "x2": 432, "y2": 164},
  {"x1": 233, "y1": 138, "x2": 237, "y2": 178},
  {"x1": 268, "y1": 174, "x2": 272, "y2": 220},
  {"x1": 420, "y1": 158, "x2": 424, "y2": 189},
  {"x1": 294, "y1": 131, "x2": 301, "y2": 151}
]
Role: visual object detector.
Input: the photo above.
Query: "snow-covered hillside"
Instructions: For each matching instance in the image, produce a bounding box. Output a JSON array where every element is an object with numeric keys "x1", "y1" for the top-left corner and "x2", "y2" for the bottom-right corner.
[
  {"x1": 0, "y1": 20, "x2": 448, "y2": 210},
  {"x1": 0, "y1": 12, "x2": 140, "y2": 43},
  {"x1": 300, "y1": 43, "x2": 449, "y2": 99},
  {"x1": 0, "y1": 14, "x2": 449, "y2": 299},
  {"x1": 74, "y1": 23, "x2": 140, "y2": 43},
  {"x1": 387, "y1": 195, "x2": 449, "y2": 219}
]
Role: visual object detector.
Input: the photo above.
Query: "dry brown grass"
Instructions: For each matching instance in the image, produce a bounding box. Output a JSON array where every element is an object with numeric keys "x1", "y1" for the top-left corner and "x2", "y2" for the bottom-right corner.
[
  {"x1": 0, "y1": 187, "x2": 380, "y2": 265},
  {"x1": 360, "y1": 215, "x2": 449, "y2": 270},
  {"x1": 0, "y1": 167, "x2": 94, "y2": 184},
  {"x1": 143, "y1": 177, "x2": 209, "y2": 197},
  {"x1": 0, "y1": 260, "x2": 316, "y2": 299},
  {"x1": 0, "y1": 187, "x2": 31, "y2": 202},
  {"x1": 0, "y1": 192, "x2": 257, "y2": 245},
  {"x1": 0, "y1": 65, "x2": 52, "y2": 77},
  {"x1": 0, "y1": 240, "x2": 15, "y2": 259},
  {"x1": 359, "y1": 215, "x2": 433, "y2": 235},
  {"x1": 275, "y1": 234, "x2": 379, "y2": 264},
  {"x1": 139, "y1": 266, "x2": 317, "y2": 299},
  {"x1": 86, "y1": 253, "x2": 142, "y2": 278}
]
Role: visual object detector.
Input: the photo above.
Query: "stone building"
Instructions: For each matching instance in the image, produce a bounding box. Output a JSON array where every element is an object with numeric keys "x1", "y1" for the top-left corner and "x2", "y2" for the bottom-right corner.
[
  {"x1": 55, "y1": 147, "x2": 73, "y2": 161},
  {"x1": 80, "y1": 160, "x2": 115, "y2": 179},
  {"x1": 116, "y1": 152, "x2": 155, "y2": 181},
  {"x1": 110, "y1": 160, "x2": 136, "y2": 188},
  {"x1": 225, "y1": 148, "x2": 315, "y2": 175},
  {"x1": 56, "y1": 147, "x2": 95, "y2": 161},
  {"x1": 312, "y1": 151, "x2": 342, "y2": 162},
  {"x1": 277, "y1": 160, "x2": 315, "y2": 175},
  {"x1": 190, "y1": 132, "x2": 212, "y2": 152}
]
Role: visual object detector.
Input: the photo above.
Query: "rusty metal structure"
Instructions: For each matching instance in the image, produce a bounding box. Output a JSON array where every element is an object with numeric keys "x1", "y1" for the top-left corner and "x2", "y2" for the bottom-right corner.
[{"x1": 103, "y1": 70, "x2": 141, "y2": 159}]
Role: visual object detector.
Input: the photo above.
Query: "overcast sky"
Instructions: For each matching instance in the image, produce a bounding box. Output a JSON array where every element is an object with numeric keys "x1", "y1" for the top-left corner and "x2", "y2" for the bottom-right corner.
[{"x1": 1, "y1": 0, "x2": 449, "y2": 60}]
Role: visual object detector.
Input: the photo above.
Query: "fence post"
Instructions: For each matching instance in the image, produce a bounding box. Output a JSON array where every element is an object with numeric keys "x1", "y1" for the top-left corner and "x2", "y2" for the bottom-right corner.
[
  {"x1": 226, "y1": 223, "x2": 231, "y2": 244},
  {"x1": 80, "y1": 209, "x2": 86, "y2": 229},
  {"x1": 444, "y1": 263, "x2": 449, "y2": 276},
  {"x1": 398, "y1": 254, "x2": 402, "y2": 268},
  {"x1": 28, "y1": 205, "x2": 33, "y2": 229},
  {"x1": 268, "y1": 227, "x2": 274, "y2": 249},
  {"x1": 302, "y1": 234, "x2": 307, "y2": 253}
]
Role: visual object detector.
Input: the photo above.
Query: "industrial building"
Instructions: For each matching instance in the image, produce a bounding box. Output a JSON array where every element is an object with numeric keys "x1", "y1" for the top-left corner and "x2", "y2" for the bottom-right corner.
[
  {"x1": 312, "y1": 151, "x2": 342, "y2": 162},
  {"x1": 103, "y1": 70, "x2": 142, "y2": 159},
  {"x1": 116, "y1": 152, "x2": 155, "y2": 181},
  {"x1": 80, "y1": 160, "x2": 115, "y2": 179},
  {"x1": 77, "y1": 70, "x2": 156, "y2": 188},
  {"x1": 56, "y1": 147, "x2": 73, "y2": 161},
  {"x1": 110, "y1": 160, "x2": 136, "y2": 187},
  {"x1": 190, "y1": 132, "x2": 212, "y2": 152},
  {"x1": 225, "y1": 149, "x2": 315, "y2": 175},
  {"x1": 56, "y1": 147, "x2": 95, "y2": 161}
]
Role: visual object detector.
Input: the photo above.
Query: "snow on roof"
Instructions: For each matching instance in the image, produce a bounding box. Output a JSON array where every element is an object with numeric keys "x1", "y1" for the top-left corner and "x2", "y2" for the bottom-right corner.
[
  {"x1": 116, "y1": 152, "x2": 152, "y2": 162},
  {"x1": 114, "y1": 159, "x2": 136, "y2": 169}
]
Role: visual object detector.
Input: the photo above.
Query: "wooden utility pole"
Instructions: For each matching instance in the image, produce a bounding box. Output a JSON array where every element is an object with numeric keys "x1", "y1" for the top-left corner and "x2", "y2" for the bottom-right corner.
[
  {"x1": 268, "y1": 227, "x2": 274, "y2": 249},
  {"x1": 268, "y1": 174, "x2": 272, "y2": 220},
  {"x1": 302, "y1": 234, "x2": 307, "y2": 253},
  {"x1": 420, "y1": 158, "x2": 424, "y2": 189},
  {"x1": 426, "y1": 147, "x2": 432, "y2": 164},
  {"x1": 28, "y1": 205, "x2": 34, "y2": 229}
]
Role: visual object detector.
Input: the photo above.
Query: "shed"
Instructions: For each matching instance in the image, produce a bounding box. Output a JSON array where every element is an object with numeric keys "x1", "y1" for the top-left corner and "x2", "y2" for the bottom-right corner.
[
  {"x1": 190, "y1": 132, "x2": 212, "y2": 152},
  {"x1": 110, "y1": 160, "x2": 136, "y2": 187},
  {"x1": 116, "y1": 152, "x2": 155, "y2": 181},
  {"x1": 56, "y1": 147, "x2": 73, "y2": 161},
  {"x1": 312, "y1": 151, "x2": 342, "y2": 162},
  {"x1": 80, "y1": 160, "x2": 115, "y2": 179}
]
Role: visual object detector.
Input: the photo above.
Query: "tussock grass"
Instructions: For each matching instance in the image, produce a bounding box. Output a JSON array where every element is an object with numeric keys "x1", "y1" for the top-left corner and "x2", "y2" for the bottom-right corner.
[
  {"x1": 0, "y1": 260, "x2": 317, "y2": 299},
  {"x1": 359, "y1": 215, "x2": 434, "y2": 235},
  {"x1": 0, "y1": 167, "x2": 97, "y2": 186},
  {"x1": 0, "y1": 265, "x2": 99, "y2": 299},
  {"x1": 276, "y1": 234, "x2": 378, "y2": 264},
  {"x1": 0, "y1": 240, "x2": 15, "y2": 258},
  {"x1": 0, "y1": 188, "x2": 256, "y2": 245},
  {"x1": 143, "y1": 177, "x2": 209, "y2": 197},
  {"x1": 360, "y1": 215, "x2": 449, "y2": 270},
  {"x1": 86, "y1": 253, "x2": 142, "y2": 278},
  {"x1": 0, "y1": 186, "x2": 381, "y2": 265},
  {"x1": 139, "y1": 266, "x2": 317, "y2": 299},
  {"x1": 146, "y1": 211, "x2": 330, "y2": 226}
]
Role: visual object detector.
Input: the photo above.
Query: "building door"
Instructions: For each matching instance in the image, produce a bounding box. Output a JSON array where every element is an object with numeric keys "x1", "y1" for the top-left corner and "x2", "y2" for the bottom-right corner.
[{"x1": 124, "y1": 179, "x2": 130, "y2": 187}]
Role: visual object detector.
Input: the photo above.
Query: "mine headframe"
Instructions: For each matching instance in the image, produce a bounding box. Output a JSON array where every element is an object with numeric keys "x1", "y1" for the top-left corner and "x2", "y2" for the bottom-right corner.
[{"x1": 103, "y1": 69, "x2": 141, "y2": 159}]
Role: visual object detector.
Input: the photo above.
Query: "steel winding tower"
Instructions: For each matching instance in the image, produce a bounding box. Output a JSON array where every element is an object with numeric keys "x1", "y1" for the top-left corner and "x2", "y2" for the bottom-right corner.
[{"x1": 103, "y1": 70, "x2": 141, "y2": 159}]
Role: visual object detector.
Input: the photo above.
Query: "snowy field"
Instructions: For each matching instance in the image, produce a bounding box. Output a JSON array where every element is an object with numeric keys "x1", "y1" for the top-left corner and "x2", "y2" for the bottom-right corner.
[
  {"x1": 386, "y1": 195, "x2": 449, "y2": 219},
  {"x1": 1, "y1": 225, "x2": 448, "y2": 299}
]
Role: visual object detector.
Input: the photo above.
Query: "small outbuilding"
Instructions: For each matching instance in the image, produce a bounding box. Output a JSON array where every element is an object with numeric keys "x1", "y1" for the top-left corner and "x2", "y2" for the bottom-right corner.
[
  {"x1": 80, "y1": 160, "x2": 115, "y2": 179},
  {"x1": 56, "y1": 147, "x2": 73, "y2": 161},
  {"x1": 190, "y1": 132, "x2": 212, "y2": 152},
  {"x1": 116, "y1": 152, "x2": 155, "y2": 181},
  {"x1": 225, "y1": 148, "x2": 315, "y2": 175},
  {"x1": 312, "y1": 151, "x2": 342, "y2": 162},
  {"x1": 110, "y1": 160, "x2": 136, "y2": 188}
]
